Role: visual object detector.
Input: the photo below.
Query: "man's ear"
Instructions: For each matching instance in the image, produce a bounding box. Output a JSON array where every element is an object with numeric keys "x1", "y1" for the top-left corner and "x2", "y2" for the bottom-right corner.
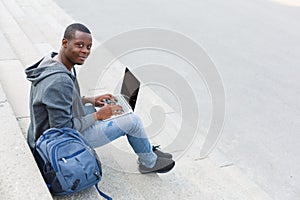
[{"x1": 62, "y1": 38, "x2": 68, "y2": 48}]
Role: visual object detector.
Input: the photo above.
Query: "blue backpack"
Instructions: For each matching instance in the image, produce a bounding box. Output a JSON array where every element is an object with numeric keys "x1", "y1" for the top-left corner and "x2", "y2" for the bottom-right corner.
[{"x1": 33, "y1": 127, "x2": 112, "y2": 199}]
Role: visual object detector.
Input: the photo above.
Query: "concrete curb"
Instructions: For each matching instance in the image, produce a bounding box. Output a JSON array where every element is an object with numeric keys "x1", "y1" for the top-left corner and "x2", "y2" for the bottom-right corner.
[{"x1": 0, "y1": 83, "x2": 52, "y2": 200}]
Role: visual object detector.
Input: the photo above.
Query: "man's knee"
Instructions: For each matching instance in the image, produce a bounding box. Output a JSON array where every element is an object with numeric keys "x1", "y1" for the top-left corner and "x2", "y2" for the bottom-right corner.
[{"x1": 122, "y1": 113, "x2": 143, "y2": 133}]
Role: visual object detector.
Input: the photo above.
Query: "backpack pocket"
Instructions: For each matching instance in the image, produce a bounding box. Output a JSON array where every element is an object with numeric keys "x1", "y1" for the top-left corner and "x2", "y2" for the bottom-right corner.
[{"x1": 54, "y1": 141, "x2": 101, "y2": 193}]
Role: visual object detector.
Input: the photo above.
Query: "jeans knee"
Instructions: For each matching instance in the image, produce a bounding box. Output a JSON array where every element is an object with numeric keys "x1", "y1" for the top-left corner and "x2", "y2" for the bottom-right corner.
[
  {"x1": 113, "y1": 113, "x2": 145, "y2": 137},
  {"x1": 123, "y1": 113, "x2": 144, "y2": 136},
  {"x1": 129, "y1": 113, "x2": 142, "y2": 128}
]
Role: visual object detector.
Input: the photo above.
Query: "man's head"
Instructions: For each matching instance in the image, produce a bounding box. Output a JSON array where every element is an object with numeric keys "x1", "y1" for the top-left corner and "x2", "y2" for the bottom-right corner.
[{"x1": 60, "y1": 23, "x2": 92, "y2": 69}]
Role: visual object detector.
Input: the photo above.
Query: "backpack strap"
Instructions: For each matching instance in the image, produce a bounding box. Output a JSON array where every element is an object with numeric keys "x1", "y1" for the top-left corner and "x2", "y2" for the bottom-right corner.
[{"x1": 95, "y1": 184, "x2": 112, "y2": 200}]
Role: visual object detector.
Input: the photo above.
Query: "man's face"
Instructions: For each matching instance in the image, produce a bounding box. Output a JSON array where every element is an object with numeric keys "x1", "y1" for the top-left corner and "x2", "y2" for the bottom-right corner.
[{"x1": 63, "y1": 30, "x2": 92, "y2": 66}]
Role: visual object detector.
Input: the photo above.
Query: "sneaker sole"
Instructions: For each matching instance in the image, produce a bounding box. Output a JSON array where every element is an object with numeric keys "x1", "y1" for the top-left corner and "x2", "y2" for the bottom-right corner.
[{"x1": 139, "y1": 162, "x2": 175, "y2": 174}]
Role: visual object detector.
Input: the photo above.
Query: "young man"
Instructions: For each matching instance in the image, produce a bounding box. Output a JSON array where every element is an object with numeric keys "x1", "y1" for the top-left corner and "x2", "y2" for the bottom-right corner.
[{"x1": 25, "y1": 23, "x2": 175, "y2": 174}]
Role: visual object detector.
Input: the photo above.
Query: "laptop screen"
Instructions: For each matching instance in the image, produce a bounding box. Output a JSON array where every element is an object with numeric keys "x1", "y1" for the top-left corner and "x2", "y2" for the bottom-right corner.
[{"x1": 120, "y1": 68, "x2": 140, "y2": 111}]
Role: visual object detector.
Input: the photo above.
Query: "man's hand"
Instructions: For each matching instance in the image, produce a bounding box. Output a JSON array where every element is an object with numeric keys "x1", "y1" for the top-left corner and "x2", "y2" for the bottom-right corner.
[
  {"x1": 93, "y1": 104, "x2": 124, "y2": 121},
  {"x1": 82, "y1": 93, "x2": 115, "y2": 106},
  {"x1": 94, "y1": 93, "x2": 116, "y2": 107}
]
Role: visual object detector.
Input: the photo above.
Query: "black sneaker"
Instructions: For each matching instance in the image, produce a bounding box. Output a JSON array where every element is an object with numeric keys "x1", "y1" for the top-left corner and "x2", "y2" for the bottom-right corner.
[
  {"x1": 152, "y1": 145, "x2": 173, "y2": 159},
  {"x1": 139, "y1": 157, "x2": 175, "y2": 174}
]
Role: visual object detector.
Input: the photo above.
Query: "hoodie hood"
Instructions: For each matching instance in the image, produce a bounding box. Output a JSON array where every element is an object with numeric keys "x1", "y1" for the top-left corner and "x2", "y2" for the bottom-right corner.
[{"x1": 25, "y1": 52, "x2": 74, "y2": 86}]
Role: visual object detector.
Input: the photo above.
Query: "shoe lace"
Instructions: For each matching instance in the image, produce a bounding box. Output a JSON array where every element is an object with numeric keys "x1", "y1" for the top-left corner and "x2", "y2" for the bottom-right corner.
[{"x1": 152, "y1": 145, "x2": 161, "y2": 151}]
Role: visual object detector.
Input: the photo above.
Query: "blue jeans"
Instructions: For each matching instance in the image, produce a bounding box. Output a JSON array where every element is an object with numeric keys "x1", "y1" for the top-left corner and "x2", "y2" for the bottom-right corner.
[{"x1": 82, "y1": 106, "x2": 157, "y2": 168}]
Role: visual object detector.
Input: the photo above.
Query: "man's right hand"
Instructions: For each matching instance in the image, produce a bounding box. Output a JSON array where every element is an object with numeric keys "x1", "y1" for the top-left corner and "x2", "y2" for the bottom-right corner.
[{"x1": 93, "y1": 104, "x2": 124, "y2": 120}]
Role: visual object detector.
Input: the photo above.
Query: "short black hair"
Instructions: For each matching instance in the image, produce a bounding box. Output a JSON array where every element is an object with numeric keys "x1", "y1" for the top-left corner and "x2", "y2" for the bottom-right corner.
[{"x1": 63, "y1": 23, "x2": 91, "y2": 40}]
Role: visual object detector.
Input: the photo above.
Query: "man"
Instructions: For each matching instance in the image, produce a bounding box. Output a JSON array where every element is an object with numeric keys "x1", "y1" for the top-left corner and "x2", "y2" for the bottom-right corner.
[{"x1": 25, "y1": 23, "x2": 175, "y2": 174}]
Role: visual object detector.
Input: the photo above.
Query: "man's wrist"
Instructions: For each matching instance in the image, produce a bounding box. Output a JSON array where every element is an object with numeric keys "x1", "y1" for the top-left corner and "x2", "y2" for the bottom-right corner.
[
  {"x1": 93, "y1": 112, "x2": 98, "y2": 121},
  {"x1": 82, "y1": 96, "x2": 87, "y2": 104},
  {"x1": 82, "y1": 96, "x2": 95, "y2": 105}
]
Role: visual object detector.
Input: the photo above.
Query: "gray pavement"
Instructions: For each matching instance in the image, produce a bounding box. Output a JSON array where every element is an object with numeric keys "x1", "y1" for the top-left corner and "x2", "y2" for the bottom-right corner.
[
  {"x1": 0, "y1": 0, "x2": 287, "y2": 199},
  {"x1": 54, "y1": 0, "x2": 300, "y2": 199}
]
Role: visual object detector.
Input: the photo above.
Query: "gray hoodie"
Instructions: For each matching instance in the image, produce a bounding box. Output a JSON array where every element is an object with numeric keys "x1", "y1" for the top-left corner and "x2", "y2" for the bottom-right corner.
[{"x1": 25, "y1": 52, "x2": 95, "y2": 149}]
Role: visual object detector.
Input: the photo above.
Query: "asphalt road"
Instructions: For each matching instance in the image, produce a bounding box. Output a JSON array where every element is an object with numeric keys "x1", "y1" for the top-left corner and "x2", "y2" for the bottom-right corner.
[{"x1": 54, "y1": 0, "x2": 300, "y2": 199}]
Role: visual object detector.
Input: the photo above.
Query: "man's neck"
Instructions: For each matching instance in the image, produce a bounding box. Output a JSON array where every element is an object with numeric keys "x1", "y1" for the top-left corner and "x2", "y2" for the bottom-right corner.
[{"x1": 53, "y1": 52, "x2": 73, "y2": 71}]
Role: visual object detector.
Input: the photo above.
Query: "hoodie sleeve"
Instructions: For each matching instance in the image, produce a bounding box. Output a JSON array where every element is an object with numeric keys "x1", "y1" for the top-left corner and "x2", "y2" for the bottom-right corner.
[
  {"x1": 43, "y1": 75, "x2": 74, "y2": 129},
  {"x1": 73, "y1": 112, "x2": 95, "y2": 132},
  {"x1": 43, "y1": 74, "x2": 96, "y2": 132}
]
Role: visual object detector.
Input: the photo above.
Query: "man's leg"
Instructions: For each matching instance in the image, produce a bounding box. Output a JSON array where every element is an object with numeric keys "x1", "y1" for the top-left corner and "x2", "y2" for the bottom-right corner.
[
  {"x1": 82, "y1": 105, "x2": 175, "y2": 173},
  {"x1": 82, "y1": 113, "x2": 157, "y2": 168}
]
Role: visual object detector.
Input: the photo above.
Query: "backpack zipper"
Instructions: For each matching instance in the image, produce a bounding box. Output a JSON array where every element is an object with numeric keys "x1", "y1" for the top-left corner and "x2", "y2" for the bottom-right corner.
[
  {"x1": 61, "y1": 148, "x2": 85, "y2": 162},
  {"x1": 51, "y1": 139, "x2": 75, "y2": 172}
]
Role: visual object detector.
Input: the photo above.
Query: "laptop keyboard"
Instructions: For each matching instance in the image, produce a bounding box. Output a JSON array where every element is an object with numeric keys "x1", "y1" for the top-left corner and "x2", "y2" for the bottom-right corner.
[{"x1": 115, "y1": 95, "x2": 131, "y2": 113}]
